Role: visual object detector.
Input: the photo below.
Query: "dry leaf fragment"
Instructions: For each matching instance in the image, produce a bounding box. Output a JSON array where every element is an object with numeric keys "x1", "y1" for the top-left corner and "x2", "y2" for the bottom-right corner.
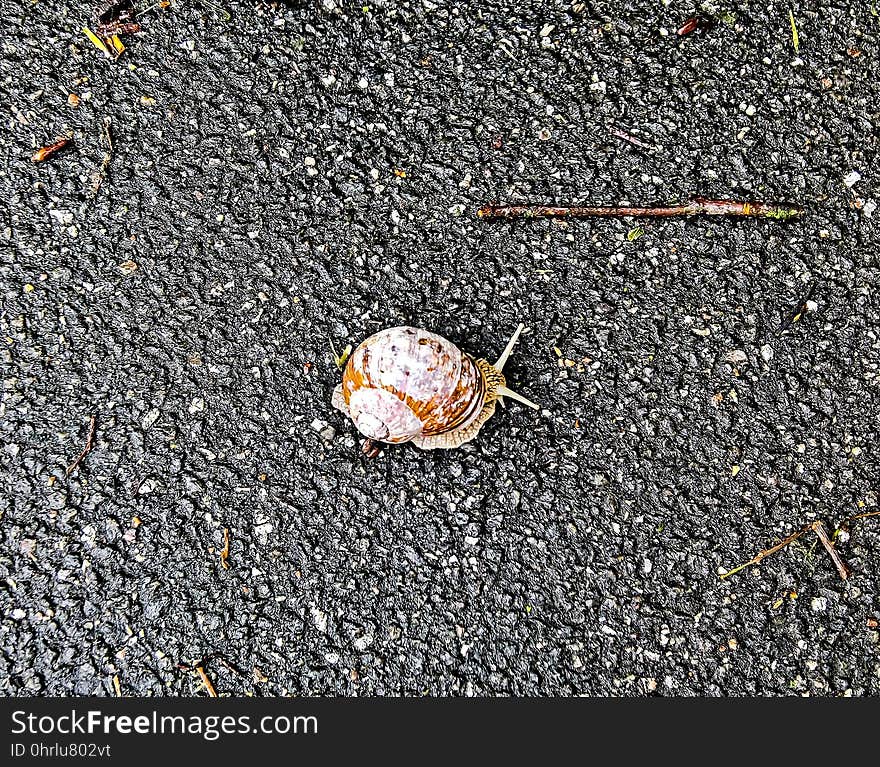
[{"x1": 83, "y1": 27, "x2": 112, "y2": 57}]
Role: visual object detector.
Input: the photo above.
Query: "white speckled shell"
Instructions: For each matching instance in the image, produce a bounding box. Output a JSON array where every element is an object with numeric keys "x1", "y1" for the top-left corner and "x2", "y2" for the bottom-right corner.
[
  {"x1": 347, "y1": 387, "x2": 423, "y2": 442},
  {"x1": 332, "y1": 326, "x2": 487, "y2": 446}
]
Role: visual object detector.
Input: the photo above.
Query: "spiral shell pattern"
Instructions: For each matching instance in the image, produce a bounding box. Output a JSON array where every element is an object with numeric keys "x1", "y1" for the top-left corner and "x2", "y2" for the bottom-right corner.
[{"x1": 332, "y1": 327, "x2": 488, "y2": 444}]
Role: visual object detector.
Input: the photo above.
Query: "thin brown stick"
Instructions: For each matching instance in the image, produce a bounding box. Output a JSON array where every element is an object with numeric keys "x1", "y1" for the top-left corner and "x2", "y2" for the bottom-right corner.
[
  {"x1": 209, "y1": 653, "x2": 248, "y2": 682},
  {"x1": 91, "y1": 117, "x2": 114, "y2": 197},
  {"x1": 218, "y1": 527, "x2": 230, "y2": 569},
  {"x1": 811, "y1": 521, "x2": 850, "y2": 580},
  {"x1": 66, "y1": 415, "x2": 97, "y2": 476},
  {"x1": 195, "y1": 665, "x2": 218, "y2": 697},
  {"x1": 720, "y1": 523, "x2": 812, "y2": 580},
  {"x1": 477, "y1": 198, "x2": 804, "y2": 222},
  {"x1": 843, "y1": 509, "x2": 880, "y2": 523},
  {"x1": 609, "y1": 126, "x2": 658, "y2": 152}
]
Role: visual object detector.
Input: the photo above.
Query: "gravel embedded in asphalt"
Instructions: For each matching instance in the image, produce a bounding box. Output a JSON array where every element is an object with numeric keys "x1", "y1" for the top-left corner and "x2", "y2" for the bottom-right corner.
[{"x1": 0, "y1": 0, "x2": 878, "y2": 696}]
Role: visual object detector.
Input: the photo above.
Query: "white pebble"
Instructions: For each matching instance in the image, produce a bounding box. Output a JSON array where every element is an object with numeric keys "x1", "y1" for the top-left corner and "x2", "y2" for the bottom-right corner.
[{"x1": 843, "y1": 170, "x2": 861, "y2": 188}]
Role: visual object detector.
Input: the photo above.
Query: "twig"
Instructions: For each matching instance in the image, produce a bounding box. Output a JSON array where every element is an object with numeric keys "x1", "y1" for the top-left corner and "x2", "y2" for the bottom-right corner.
[
  {"x1": 841, "y1": 509, "x2": 880, "y2": 524},
  {"x1": 195, "y1": 665, "x2": 218, "y2": 697},
  {"x1": 136, "y1": 1, "x2": 172, "y2": 17},
  {"x1": 179, "y1": 653, "x2": 257, "y2": 693},
  {"x1": 477, "y1": 198, "x2": 804, "y2": 221},
  {"x1": 199, "y1": 0, "x2": 231, "y2": 21},
  {"x1": 66, "y1": 415, "x2": 97, "y2": 476},
  {"x1": 91, "y1": 117, "x2": 114, "y2": 197},
  {"x1": 200, "y1": 652, "x2": 249, "y2": 683},
  {"x1": 723, "y1": 511, "x2": 878, "y2": 581},
  {"x1": 811, "y1": 521, "x2": 850, "y2": 581},
  {"x1": 219, "y1": 527, "x2": 230, "y2": 569},
  {"x1": 102, "y1": 116, "x2": 113, "y2": 152},
  {"x1": 112, "y1": 674, "x2": 122, "y2": 697},
  {"x1": 720, "y1": 523, "x2": 812, "y2": 580},
  {"x1": 609, "y1": 126, "x2": 658, "y2": 152}
]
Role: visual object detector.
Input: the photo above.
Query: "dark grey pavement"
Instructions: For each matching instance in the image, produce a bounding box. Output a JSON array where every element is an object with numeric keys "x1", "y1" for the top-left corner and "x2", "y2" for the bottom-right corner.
[{"x1": 1, "y1": 1, "x2": 878, "y2": 695}]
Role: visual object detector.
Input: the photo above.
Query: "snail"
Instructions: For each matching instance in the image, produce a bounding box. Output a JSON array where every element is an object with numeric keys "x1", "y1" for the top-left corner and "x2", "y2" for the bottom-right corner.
[{"x1": 331, "y1": 324, "x2": 538, "y2": 455}]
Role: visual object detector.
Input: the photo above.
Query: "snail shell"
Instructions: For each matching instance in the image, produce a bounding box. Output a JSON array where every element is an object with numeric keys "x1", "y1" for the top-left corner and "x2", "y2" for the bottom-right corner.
[{"x1": 331, "y1": 324, "x2": 538, "y2": 451}]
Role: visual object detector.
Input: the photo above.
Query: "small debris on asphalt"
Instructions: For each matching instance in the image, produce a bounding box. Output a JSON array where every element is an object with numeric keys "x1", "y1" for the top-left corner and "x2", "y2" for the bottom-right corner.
[
  {"x1": 95, "y1": 0, "x2": 141, "y2": 38},
  {"x1": 677, "y1": 16, "x2": 711, "y2": 36},
  {"x1": 777, "y1": 282, "x2": 817, "y2": 333},
  {"x1": 195, "y1": 665, "x2": 218, "y2": 697},
  {"x1": 31, "y1": 137, "x2": 71, "y2": 162},
  {"x1": 65, "y1": 415, "x2": 97, "y2": 476},
  {"x1": 218, "y1": 527, "x2": 230, "y2": 570},
  {"x1": 843, "y1": 170, "x2": 862, "y2": 188},
  {"x1": 723, "y1": 511, "x2": 878, "y2": 581},
  {"x1": 609, "y1": 125, "x2": 659, "y2": 152},
  {"x1": 811, "y1": 520, "x2": 850, "y2": 580},
  {"x1": 330, "y1": 339, "x2": 352, "y2": 370},
  {"x1": 82, "y1": 26, "x2": 113, "y2": 57},
  {"x1": 788, "y1": 9, "x2": 800, "y2": 54}
]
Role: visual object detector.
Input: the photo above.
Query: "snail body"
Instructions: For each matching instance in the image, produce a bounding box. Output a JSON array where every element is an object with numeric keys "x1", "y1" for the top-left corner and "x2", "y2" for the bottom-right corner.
[{"x1": 331, "y1": 324, "x2": 538, "y2": 451}]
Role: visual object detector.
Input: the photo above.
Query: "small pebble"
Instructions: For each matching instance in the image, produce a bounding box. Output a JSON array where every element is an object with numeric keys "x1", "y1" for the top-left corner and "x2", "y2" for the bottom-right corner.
[{"x1": 843, "y1": 170, "x2": 861, "y2": 188}]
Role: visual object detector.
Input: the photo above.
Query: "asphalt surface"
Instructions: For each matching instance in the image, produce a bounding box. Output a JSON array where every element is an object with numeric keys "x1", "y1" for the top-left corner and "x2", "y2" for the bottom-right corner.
[{"x1": 1, "y1": 0, "x2": 878, "y2": 696}]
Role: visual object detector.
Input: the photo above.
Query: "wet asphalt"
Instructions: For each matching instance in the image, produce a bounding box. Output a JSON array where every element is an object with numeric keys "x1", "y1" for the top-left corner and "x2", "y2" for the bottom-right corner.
[{"x1": 1, "y1": 1, "x2": 878, "y2": 696}]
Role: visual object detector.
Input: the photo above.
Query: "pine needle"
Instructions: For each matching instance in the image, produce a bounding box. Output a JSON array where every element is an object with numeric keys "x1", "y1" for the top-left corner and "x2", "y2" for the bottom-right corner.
[{"x1": 789, "y1": 10, "x2": 800, "y2": 53}]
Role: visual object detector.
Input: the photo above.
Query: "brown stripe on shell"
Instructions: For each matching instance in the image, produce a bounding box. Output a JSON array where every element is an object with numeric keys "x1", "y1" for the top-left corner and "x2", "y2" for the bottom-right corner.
[
  {"x1": 339, "y1": 328, "x2": 498, "y2": 441},
  {"x1": 418, "y1": 353, "x2": 488, "y2": 436},
  {"x1": 339, "y1": 353, "x2": 369, "y2": 406}
]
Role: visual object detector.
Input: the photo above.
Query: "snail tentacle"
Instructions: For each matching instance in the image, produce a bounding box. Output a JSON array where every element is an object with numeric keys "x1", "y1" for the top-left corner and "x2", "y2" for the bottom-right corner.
[
  {"x1": 495, "y1": 385, "x2": 539, "y2": 410},
  {"x1": 494, "y1": 322, "x2": 526, "y2": 371}
]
